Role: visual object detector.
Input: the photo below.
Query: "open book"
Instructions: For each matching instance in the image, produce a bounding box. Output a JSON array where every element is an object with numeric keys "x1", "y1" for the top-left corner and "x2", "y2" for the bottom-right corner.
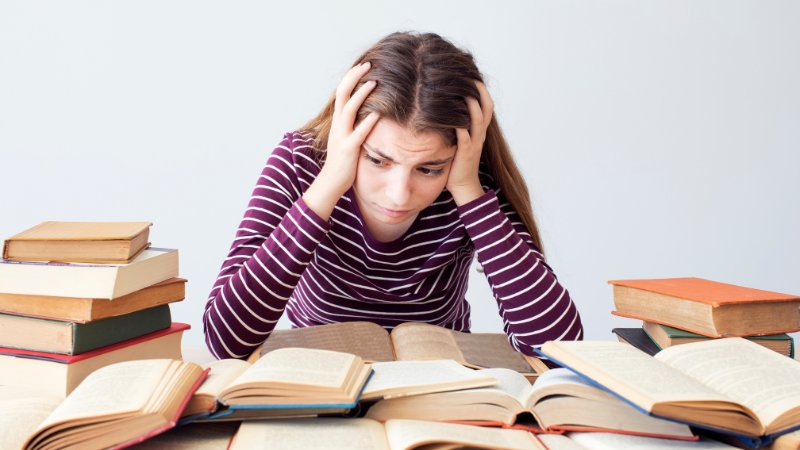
[
  {"x1": 229, "y1": 417, "x2": 549, "y2": 450},
  {"x1": 364, "y1": 367, "x2": 695, "y2": 440},
  {"x1": 3, "y1": 359, "x2": 206, "y2": 450},
  {"x1": 539, "y1": 338, "x2": 800, "y2": 447},
  {"x1": 253, "y1": 321, "x2": 546, "y2": 379},
  {"x1": 539, "y1": 432, "x2": 740, "y2": 450},
  {"x1": 183, "y1": 347, "x2": 372, "y2": 421}
]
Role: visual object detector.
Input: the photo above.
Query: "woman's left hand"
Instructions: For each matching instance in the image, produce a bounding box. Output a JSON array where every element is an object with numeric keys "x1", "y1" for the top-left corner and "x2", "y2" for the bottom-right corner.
[{"x1": 448, "y1": 81, "x2": 494, "y2": 206}]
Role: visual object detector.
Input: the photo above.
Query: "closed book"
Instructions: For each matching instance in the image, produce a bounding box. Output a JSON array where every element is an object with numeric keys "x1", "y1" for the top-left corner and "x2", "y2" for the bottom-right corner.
[
  {"x1": 0, "y1": 322, "x2": 189, "y2": 397},
  {"x1": 0, "y1": 277, "x2": 186, "y2": 323},
  {"x1": 0, "y1": 247, "x2": 178, "y2": 299},
  {"x1": 611, "y1": 328, "x2": 661, "y2": 356},
  {"x1": 0, "y1": 304, "x2": 171, "y2": 354},
  {"x1": 3, "y1": 221, "x2": 151, "y2": 263},
  {"x1": 642, "y1": 321, "x2": 795, "y2": 358},
  {"x1": 610, "y1": 277, "x2": 800, "y2": 337}
]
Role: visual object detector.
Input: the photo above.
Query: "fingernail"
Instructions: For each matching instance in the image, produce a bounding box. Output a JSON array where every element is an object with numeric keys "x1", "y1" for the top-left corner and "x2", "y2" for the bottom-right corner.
[{"x1": 362, "y1": 61, "x2": 371, "y2": 68}]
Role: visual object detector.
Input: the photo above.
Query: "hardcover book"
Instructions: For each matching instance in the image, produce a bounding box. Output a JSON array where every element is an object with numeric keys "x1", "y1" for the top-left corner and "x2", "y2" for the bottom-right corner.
[
  {"x1": 610, "y1": 277, "x2": 800, "y2": 337},
  {"x1": 3, "y1": 221, "x2": 152, "y2": 263},
  {"x1": 0, "y1": 247, "x2": 179, "y2": 299}
]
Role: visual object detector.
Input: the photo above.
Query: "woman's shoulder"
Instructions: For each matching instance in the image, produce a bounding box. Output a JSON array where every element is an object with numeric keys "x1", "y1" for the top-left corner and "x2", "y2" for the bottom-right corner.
[{"x1": 267, "y1": 130, "x2": 323, "y2": 174}]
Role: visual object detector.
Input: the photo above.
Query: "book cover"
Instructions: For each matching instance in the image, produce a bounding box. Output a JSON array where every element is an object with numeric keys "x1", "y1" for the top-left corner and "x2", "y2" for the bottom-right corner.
[{"x1": 0, "y1": 305, "x2": 172, "y2": 354}]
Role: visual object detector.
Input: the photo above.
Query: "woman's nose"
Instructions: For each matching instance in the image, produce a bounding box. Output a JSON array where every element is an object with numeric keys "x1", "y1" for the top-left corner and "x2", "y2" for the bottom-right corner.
[{"x1": 385, "y1": 171, "x2": 412, "y2": 206}]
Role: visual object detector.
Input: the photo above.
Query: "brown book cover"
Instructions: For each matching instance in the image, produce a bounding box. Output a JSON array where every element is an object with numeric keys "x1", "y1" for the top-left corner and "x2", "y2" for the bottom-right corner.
[
  {"x1": 609, "y1": 277, "x2": 800, "y2": 337},
  {"x1": 3, "y1": 221, "x2": 152, "y2": 263}
]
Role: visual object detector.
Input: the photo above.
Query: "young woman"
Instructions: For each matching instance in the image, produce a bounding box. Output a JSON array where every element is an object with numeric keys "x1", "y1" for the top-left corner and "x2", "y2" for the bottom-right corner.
[{"x1": 203, "y1": 32, "x2": 583, "y2": 360}]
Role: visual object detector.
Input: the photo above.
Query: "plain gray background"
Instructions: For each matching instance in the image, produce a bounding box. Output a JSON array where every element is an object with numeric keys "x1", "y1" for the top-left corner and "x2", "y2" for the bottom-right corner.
[{"x1": 2, "y1": 1, "x2": 798, "y2": 350}]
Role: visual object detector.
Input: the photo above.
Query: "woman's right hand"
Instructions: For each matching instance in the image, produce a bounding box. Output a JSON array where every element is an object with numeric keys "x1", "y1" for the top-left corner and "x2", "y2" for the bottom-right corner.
[{"x1": 303, "y1": 62, "x2": 379, "y2": 220}]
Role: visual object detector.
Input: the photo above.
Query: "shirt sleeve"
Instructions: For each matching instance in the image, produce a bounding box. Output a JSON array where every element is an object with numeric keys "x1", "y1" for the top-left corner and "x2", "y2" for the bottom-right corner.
[
  {"x1": 203, "y1": 132, "x2": 330, "y2": 359},
  {"x1": 457, "y1": 189, "x2": 584, "y2": 358}
]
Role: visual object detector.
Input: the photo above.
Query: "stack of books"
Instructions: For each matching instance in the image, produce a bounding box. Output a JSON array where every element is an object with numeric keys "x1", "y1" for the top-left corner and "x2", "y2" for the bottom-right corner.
[
  {"x1": 0, "y1": 221, "x2": 189, "y2": 397},
  {"x1": 609, "y1": 277, "x2": 800, "y2": 358}
]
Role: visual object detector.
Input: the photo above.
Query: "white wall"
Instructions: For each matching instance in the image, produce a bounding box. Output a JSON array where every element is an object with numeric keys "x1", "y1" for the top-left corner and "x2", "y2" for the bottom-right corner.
[{"x1": 2, "y1": 0, "x2": 798, "y2": 349}]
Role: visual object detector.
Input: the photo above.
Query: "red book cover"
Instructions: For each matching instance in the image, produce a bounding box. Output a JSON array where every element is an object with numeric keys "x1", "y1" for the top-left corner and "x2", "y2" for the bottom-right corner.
[{"x1": 0, "y1": 322, "x2": 190, "y2": 362}]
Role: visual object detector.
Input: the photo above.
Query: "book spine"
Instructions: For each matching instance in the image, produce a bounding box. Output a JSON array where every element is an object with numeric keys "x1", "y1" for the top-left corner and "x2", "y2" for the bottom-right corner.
[{"x1": 71, "y1": 305, "x2": 172, "y2": 355}]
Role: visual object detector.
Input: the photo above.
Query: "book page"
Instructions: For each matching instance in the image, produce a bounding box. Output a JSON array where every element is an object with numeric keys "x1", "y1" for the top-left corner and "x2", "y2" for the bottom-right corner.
[
  {"x1": 391, "y1": 323, "x2": 464, "y2": 362},
  {"x1": 0, "y1": 386, "x2": 61, "y2": 450},
  {"x1": 230, "y1": 348, "x2": 356, "y2": 390},
  {"x1": 128, "y1": 422, "x2": 239, "y2": 450},
  {"x1": 229, "y1": 418, "x2": 390, "y2": 450},
  {"x1": 655, "y1": 338, "x2": 800, "y2": 428},
  {"x1": 196, "y1": 359, "x2": 250, "y2": 397},
  {"x1": 537, "y1": 434, "x2": 589, "y2": 450},
  {"x1": 384, "y1": 419, "x2": 543, "y2": 450},
  {"x1": 541, "y1": 341, "x2": 731, "y2": 409},
  {"x1": 36, "y1": 359, "x2": 174, "y2": 429},
  {"x1": 476, "y1": 368, "x2": 532, "y2": 406},
  {"x1": 259, "y1": 322, "x2": 395, "y2": 362},
  {"x1": 568, "y1": 432, "x2": 738, "y2": 449},
  {"x1": 453, "y1": 332, "x2": 533, "y2": 373},
  {"x1": 361, "y1": 360, "x2": 496, "y2": 400}
]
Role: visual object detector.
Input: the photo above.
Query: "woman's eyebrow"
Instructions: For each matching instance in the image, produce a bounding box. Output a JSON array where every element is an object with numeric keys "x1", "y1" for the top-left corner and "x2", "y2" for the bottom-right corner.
[{"x1": 362, "y1": 143, "x2": 454, "y2": 166}]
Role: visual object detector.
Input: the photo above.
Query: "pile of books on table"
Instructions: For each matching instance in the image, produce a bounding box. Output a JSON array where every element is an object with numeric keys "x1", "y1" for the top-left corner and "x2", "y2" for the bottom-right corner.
[{"x1": 0, "y1": 221, "x2": 189, "y2": 398}]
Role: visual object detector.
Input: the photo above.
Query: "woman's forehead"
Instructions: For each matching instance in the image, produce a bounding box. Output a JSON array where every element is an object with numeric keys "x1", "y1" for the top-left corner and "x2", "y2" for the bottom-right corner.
[{"x1": 365, "y1": 119, "x2": 455, "y2": 161}]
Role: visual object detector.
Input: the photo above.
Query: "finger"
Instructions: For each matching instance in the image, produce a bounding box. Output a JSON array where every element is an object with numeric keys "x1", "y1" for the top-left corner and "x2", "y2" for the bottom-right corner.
[
  {"x1": 474, "y1": 81, "x2": 494, "y2": 126},
  {"x1": 341, "y1": 80, "x2": 377, "y2": 128},
  {"x1": 465, "y1": 96, "x2": 483, "y2": 138},
  {"x1": 334, "y1": 62, "x2": 372, "y2": 114},
  {"x1": 350, "y1": 111, "x2": 380, "y2": 145},
  {"x1": 455, "y1": 127, "x2": 471, "y2": 151}
]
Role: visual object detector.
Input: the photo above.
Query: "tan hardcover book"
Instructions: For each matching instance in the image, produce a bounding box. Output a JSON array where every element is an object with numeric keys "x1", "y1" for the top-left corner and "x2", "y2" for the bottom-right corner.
[
  {"x1": 0, "y1": 323, "x2": 188, "y2": 397},
  {"x1": 0, "y1": 247, "x2": 179, "y2": 299},
  {"x1": 253, "y1": 321, "x2": 546, "y2": 380},
  {"x1": 540, "y1": 338, "x2": 800, "y2": 439},
  {"x1": 18, "y1": 359, "x2": 206, "y2": 450},
  {"x1": 0, "y1": 277, "x2": 186, "y2": 323},
  {"x1": 765, "y1": 429, "x2": 800, "y2": 450},
  {"x1": 229, "y1": 418, "x2": 548, "y2": 450},
  {"x1": 364, "y1": 367, "x2": 695, "y2": 440},
  {"x1": 610, "y1": 277, "x2": 800, "y2": 337},
  {"x1": 642, "y1": 321, "x2": 794, "y2": 357},
  {"x1": 183, "y1": 347, "x2": 371, "y2": 420},
  {"x1": 3, "y1": 221, "x2": 152, "y2": 263}
]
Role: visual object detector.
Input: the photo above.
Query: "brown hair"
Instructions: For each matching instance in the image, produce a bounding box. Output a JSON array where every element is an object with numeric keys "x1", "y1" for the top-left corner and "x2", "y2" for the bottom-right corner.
[{"x1": 301, "y1": 32, "x2": 545, "y2": 253}]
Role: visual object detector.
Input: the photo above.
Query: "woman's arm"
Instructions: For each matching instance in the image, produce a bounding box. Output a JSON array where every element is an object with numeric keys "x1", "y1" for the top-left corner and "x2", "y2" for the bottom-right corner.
[
  {"x1": 458, "y1": 189, "x2": 584, "y2": 357},
  {"x1": 203, "y1": 132, "x2": 331, "y2": 359}
]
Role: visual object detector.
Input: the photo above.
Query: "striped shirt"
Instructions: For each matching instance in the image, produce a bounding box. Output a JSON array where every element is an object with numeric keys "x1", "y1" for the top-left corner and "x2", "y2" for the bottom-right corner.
[{"x1": 203, "y1": 131, "x2": 583, "y2": 359}]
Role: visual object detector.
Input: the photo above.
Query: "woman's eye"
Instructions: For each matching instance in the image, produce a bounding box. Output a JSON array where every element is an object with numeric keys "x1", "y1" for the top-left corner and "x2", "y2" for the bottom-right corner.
[
  {"x1": 418, "y1": 167, "x2": 444, "y2": 176},
  {"x1": 366, "y1": 155, "x2": 385, "y2": 166}
]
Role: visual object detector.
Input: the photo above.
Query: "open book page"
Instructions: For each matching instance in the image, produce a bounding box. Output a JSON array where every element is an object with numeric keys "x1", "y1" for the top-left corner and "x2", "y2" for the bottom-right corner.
[
  {"x1": 527, "y1": 368, "x2": 615, "y2": 406},
  {"x1": 453, "y1": 332, "x2": 533, "y2": 373},
  {"x1": 196, "y1": 359, "x2": 250, "y2": 397},
  {"x1": 127, "y1": 422, "x2": 240, "y2": 450},
  {"x1": 258, "y1": 322, "x2": 395, "y2": 362},
  {"x1": 541, "y1": 341, "x2": 732, "y2": 410},
  {"x1": 184, "y1": 359, "x2": 250, "y2": 416},
  {"x1": 384, "y1": 419, "x2": 544, "y2": 450},
  {"x1": 362, "y1": 360, "x2": 497, "y2": 400},
  {"x1": 537, "y1": 434, "x2": 589, "y2": 450},
  {"x1": 223, "y1": 348, "x2": 358, "y2": 395},
  {"x1": 568, "y1": 432, "x2": 738, "y2": 449},
  {"x1": 0, "y1": 386, "x2": 61, "y2": 450},
  {"x1": 391, "y1": 323, "x2": 465, "y2": 362},
  {"x1": 655, "y1": 338, "x2": 800, "y2": 432},
  {"x1": 229, "y1": 418, "x2": 390, "y2": 450},
  {"x1": 35, "y1": 359, "x2": 176, "y2": 429},
  {"x1": 476, "y1": 368, "x2": 533, "y2": 406}
]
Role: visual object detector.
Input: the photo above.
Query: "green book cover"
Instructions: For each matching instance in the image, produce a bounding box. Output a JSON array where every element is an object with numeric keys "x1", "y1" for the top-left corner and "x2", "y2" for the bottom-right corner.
[
  {"x1": 70, "y1": 304, "x2": 172, "y2": 354},
  {"x1": 653, "y1": 323, "x2": 794, "y2": 358}
]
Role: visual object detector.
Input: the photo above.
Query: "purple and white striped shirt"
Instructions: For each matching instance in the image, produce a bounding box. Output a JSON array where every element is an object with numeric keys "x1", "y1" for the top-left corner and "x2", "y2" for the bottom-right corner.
[{"x1": 203, "y1": 131, "x2": 583, "y2": 359}]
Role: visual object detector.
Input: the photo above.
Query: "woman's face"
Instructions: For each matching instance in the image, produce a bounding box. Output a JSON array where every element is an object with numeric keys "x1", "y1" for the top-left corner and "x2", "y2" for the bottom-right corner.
[{"x1": 353, "y1": 118, "x2": 457, "y2": 242}]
